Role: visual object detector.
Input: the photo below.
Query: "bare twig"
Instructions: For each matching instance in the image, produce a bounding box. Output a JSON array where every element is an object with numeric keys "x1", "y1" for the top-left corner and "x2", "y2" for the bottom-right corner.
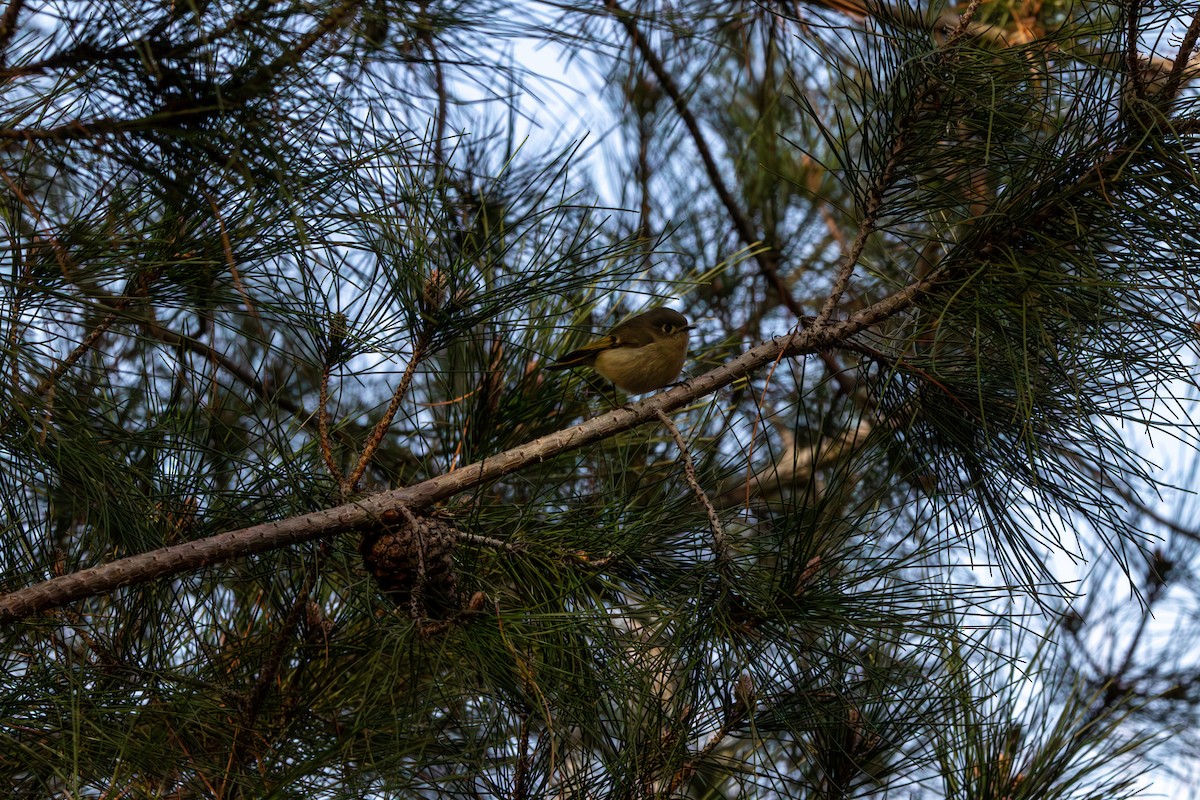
[
  {"x1": 654, "y1": 408, "x2": 727, "y2": 564},
  {"x1": 342, "y1": 328, "x2": 431, "y2": 493},
  {"x1": 1162, "y1": 11, "x2": 1200, "y2": 101},
  {"x1": 5, "y1": 263, "x2": 24, "y2": 390},
  {"x1": 455, "y1": 530, "x2": 521, "y2": 552},
  {"x1": 319, "y1": 314, "x2": 349, "y2": 486},
  {"x1": 395, "y1": 505, "x2": 431, "y2": 620},
  {"x1": 424, "y1": 7, "x2": 449, "y2": 169},
  {"x1": 0, "y1": 165, "x2": 72, "y2": 278},
  {"x1": 222, "y1": 561, "x2": 319, "y2": 793},
  {"x1": 28, "y1": 270, "x2": 158, "y2": 399},
  {"x1": 0, "y1": 160, "x2": 156, "y2": 401},
  {"x1": 258, "y1": 0, "x2": 361, "y2": 88},
  {"x1": 943, "y1": 0, "x2": 987, "y2": 48},
  {"x1": 0, "y1": 0, "x2": 360, "y2": 146},
  {"x1": 1125, "y1": 0, "x2": 1146, "y2": 101},
  {"x1": 32, "y1": 306, "x2": 124, "y2": 397},
  {"x1": 815, "y1": 0, "x2": 987, "y2": 328},
  {"x1": 604, "y1": 0, "x2": 795, "y2": 312},
  {"x1": 0, "y1": 0, "x2": 24, "y2": 58},
  {"x1": 666, "y1": 687, "x2": 750, "y2": 794},
  {"x1": 514, "y1": 710, "x2": 532, "y2": 800},
  {"x1": 318, "y1": 360, "x2": 343, "y2": 486},
  {"x1": 208, "y1": 194, "x2": 262, "y2": 329},
  {"x1": 715, "y1": 421, "x2": 872, "y2": 509},
  {"x1": 815, "y1": 141, "x2": 895, "y2": 326}
]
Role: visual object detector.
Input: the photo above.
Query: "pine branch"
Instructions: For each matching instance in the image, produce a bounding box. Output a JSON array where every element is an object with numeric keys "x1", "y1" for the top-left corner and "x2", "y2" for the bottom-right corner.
[{"x1": 0, "y1": 269, "x2": 941, "y2": 623}]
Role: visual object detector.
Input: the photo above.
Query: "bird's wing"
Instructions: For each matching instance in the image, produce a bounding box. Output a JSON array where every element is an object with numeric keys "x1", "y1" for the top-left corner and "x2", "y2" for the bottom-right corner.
[{"x1": 547, "y1": 334, "x2": 626, "y2": 368}]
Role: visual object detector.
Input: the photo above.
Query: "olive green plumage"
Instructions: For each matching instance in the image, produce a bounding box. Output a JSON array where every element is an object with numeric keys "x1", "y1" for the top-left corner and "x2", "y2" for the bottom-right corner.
[{"x1": 547, "y1": 308, "x2": 695, "y2": 393}]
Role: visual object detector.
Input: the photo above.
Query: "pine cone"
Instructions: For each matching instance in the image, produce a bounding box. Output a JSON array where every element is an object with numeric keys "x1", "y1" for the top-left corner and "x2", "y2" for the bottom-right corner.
[{"x1": 360, "y1": 514, "x2": 460, "y2": 619}]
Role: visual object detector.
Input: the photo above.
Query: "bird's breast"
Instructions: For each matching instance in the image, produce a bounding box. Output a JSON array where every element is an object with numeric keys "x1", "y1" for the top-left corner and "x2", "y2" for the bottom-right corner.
[{"x1": 593, "y1": 339, "x2": 687, "y2": 393}]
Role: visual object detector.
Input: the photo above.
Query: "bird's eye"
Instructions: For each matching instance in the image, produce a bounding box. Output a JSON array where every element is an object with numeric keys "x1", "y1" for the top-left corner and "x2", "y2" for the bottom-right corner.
[{"x1": 662, "y1": 324, "x2": 675, "y2": 334}]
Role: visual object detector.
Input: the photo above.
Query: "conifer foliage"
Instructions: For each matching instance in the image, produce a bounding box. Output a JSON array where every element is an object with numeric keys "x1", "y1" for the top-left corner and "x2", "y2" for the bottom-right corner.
[{"x1": 3, "y1": 1, "x2": 1200, "y2": 797}]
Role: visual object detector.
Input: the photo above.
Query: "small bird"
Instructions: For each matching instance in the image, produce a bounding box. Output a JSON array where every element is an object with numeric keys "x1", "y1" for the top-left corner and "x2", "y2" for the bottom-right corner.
[{"x1": 547, "y1": 308, "x2": 695, "y2": 394}]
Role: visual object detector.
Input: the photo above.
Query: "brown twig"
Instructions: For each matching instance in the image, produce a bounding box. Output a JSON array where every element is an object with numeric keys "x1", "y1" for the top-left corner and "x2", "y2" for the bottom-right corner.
[
  {"x1": 222, "y1": 561, "x2": 319, "y2": 795},
  {"x1": 27, "y1": 269, "x2": 158, "y2": 399},
  {"x1": 318, "y1": 359, "x2": 343, "y2": 486},
  {"x1": 0, "y1": 164, "x2": 150, "y2": 400},
  {"x1": 318, "y1": 314, "x2": 349, "y2": 486},
  {"x1": 424, "y1": 3, "x2": 449, "y2": 170},
  {"x1": 342, "y1": 328, "x2": 432, "y2": 493},
  {"x1": 0, "y1": 164, "x2": 72, "y2": 277},
  {"x1": 262, "y1": 0, "x2": 360, "y2": 80},
  {"x1": 715, "y1": 421, "x2": 872, "y2": 509},
  {"x1": 396, "y1": 505, "x2": 431, "y2": 619},
  {"x1": 514, "y1": 710, "x2": 533, "y2": 800},
  {"x1": 137, "y1": 315, "x2": 369, "y2": 451},
  {"x1": 5, "y1": 262, "x2": 24, "y2": 391},
  {"x1": 666, "y1": 691, "x2": 749, "y2": 794},
  {"x1": 0, "y1": 0, "x2": 24, "y2": 58},
  {"x1": 208, "y1": 194, "x2": 262, "y2": 329},
  {"x1": 815, "y1": 0, "x2": 987, "y2": 328},
  {"x1": 1162, "y1": 11, "x2": 1200, "y2": 102},
  {"x1": 1125, "y1": 0, "x2": 1146, "y2": 101},
  {"x1": 455, "y1": 530, "x2": 521, "y2": 552},
  {"x1": 654, "y1": 408, "x2": 728, "y2": 564},
  {"x1": 943, "y1": 0, "x2": 987, "y2": 48},
  {"x1": 815, "y1": 153, "x2": 892, "y2": 327},
  {"x1": 0, "y1": 1, "x2": 360, "y2": 146},
  {"x1": 603, "y1": 1, "x2": 796, "y2": 310},
  {"x1": 32, "y1": 305, "x2": 124, "y2": 397}
]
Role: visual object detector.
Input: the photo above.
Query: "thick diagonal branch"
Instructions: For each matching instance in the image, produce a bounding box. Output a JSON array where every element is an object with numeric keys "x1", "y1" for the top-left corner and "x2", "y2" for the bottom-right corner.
[{"x1": 0, "y1": 273, "x2": 938, "y2": 624}]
